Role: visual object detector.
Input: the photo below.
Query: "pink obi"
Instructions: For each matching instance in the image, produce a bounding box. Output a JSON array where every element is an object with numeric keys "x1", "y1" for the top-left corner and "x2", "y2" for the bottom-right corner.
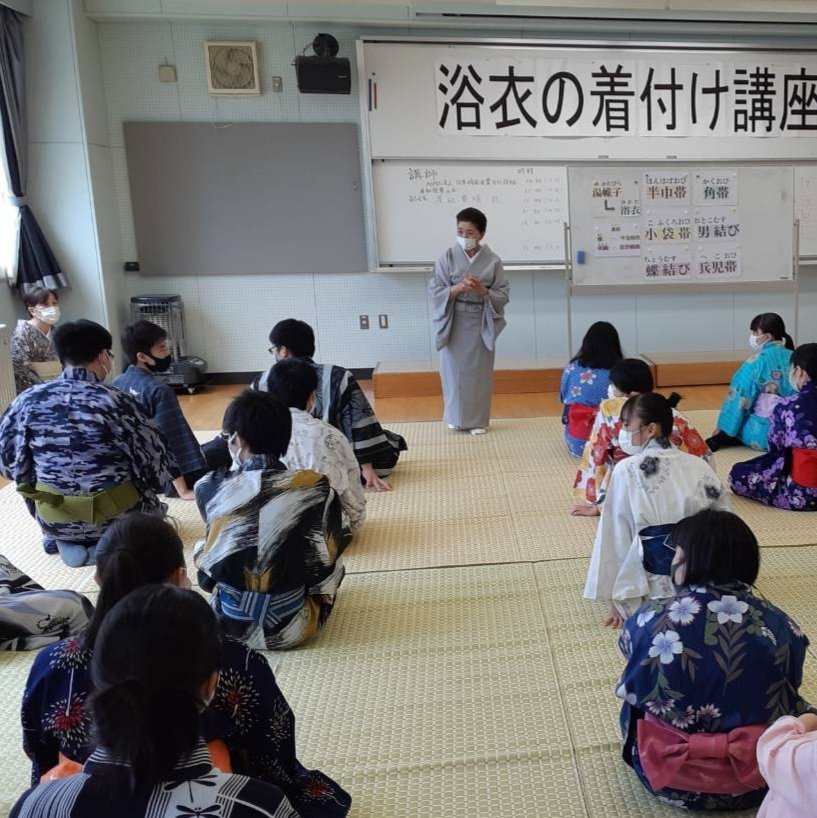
[{"x1": 637, "y1": 713, "x2": 766, "y2": 794}]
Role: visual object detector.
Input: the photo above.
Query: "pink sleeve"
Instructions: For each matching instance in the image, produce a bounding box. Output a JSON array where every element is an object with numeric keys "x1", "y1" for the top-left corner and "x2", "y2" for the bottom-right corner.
[{"x1": 757, "y1": 716, "x2": 817, "y2": 802}]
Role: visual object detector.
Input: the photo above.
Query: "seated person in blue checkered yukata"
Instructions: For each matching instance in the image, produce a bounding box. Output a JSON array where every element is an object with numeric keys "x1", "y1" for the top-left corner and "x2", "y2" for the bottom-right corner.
[{"x1": 113, "y1": 321, "x2": 207, "y2": 500}]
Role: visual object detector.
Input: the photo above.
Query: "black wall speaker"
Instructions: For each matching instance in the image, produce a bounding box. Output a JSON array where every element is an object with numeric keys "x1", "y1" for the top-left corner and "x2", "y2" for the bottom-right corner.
[{"x1": 295, "y1": 56, "x2": 351, "y2": 95}]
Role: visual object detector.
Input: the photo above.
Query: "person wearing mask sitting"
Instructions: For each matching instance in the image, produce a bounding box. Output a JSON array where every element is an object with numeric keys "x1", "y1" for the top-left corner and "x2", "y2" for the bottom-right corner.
[
  {"x1": 560, "y1": 321, "x2": 623, "y2": 457},
  {"x1": 113, "y1": 320, "x2": 206, "y2": 500},
  {"x1": 730, "y1": 343, "x2": 817, "y2": 511},
  {"x1": 265, "y1": 358, "x2": 366, "y2": 542},
  {"x1": 572, "y1": 359, "x2": 711, "y2": 517},
  {"x1": 21, "y1": 513, "x2": 351, "y2": 817},
  {"x1": 195, "y1": 391, "x2": 346, "y2": 650},
  {"x1": 10, "y1": 287, "x2": 61, "y2": 394},
  {"x1": 12, "y1": 584, "x2": 300, "y2": 818},
  {"x1": 617, "y1": 509, "x2": 811, "y2": 812},
  {"x1": 707, "y1": 312, "x2": 796, "y2": 452},
  {"x1": 584, "y1": 393, "x2": 729, "y2": 628},
  {"x1": 0, "y1": 320, "x2": 176, "y2": 566}
]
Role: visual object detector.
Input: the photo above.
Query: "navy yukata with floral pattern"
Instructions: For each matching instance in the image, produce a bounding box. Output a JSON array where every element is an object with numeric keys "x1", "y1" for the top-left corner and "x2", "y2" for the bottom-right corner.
[
  {"x1": 730, "y1": 382, "x2": 817, "y2": 510},
  {"x1": 22, "y1": 633, "x2": 351, "y2": 817},
  {"x1": 617, "y1": 583, "x2": 811, "y2": 810}
]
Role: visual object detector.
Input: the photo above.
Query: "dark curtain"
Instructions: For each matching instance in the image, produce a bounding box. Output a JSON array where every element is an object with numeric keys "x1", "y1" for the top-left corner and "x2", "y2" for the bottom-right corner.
[{"x1": 0, "y1": 8, "x2": 67, "y2": 293}]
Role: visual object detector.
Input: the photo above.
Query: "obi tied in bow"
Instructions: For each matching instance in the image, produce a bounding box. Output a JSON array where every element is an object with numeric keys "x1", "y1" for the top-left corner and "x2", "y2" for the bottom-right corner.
[{"x1": 637, "y1": 712, "x2": 766, "y2": 795}]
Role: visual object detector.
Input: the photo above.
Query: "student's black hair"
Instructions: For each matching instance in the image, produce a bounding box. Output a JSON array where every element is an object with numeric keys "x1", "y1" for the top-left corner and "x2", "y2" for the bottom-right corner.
[
  {"x1": 269, "y1": 319, "x2": 316, "y2": 358},
  {"x1": 266, "y1": 358, "x2": 319, "y2": 411},
  {"x1": 571, "y1": 321, "x2": 624, "y2": 370},
  {"x1": 222, "y1": 390, "x2": 292, "y2": 457},
  {"x1": 52, "y1": 319, "x2": 112, "y2": 366},
  {"x1": 22, "y1": 287, "x2": 57, "y2": 311},
  {"x1": 791, "y1": 343, "x2": 817, "y2": 381},
  {"x1": 89, "y1": 584, "x2": 221, "y2": 794},
  {"x1": 82, "y1": 513, "x2": 185, "y2": 650},
  {"x1": 621, "y1": 392, "x2": 682, "y2": 440},
  {"x1": 121, "y1": 320, "x2": 168, "y2": 366},
  {"x1": 750, "y1": 312, "x2": 794, "y2": 350},
  {"x1": 609, "y1": 358, "x2": 654, "y2": 395},
  {"x1": 671, "y1": 509, "x2": 760, "y2": 587},
  {"x1": 456, "y1": 207, "x2": 487, "y2": 234}
]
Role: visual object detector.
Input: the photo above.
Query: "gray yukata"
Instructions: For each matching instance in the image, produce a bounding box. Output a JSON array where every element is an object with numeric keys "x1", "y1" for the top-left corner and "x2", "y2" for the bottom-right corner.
[{"x1": 429, "y1": 244, "x2": 510, "y2": 429}]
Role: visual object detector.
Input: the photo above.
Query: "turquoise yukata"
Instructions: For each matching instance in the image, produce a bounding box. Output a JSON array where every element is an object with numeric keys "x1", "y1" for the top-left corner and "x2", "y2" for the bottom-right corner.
[{"x1": 716, "y1": 341, "x2": 795, "y2": 451}]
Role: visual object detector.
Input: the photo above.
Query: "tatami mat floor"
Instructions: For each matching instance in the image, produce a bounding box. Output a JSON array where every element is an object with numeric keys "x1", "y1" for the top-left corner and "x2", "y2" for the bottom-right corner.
[{"x1": 0, "y1": 411, "x2": 814, "y2": 816}]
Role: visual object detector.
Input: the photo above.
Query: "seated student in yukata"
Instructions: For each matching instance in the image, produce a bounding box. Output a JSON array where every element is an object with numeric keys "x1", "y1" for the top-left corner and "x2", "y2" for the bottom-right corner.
[
  {"x1": 0, "y1": 555, "x2": 92, "y2": 651},
  {"x1": 10, "y1": 287, "x2": 61, "y2": 394},
  {"x1": 583, "y1": 393, "x2": 729, "y2": 628},
  {"x1": 0, "y1": 320, "x2": 176, "y2": 567},
  {"x1": 617, "y1": 509, "x2": 811, "y2": 812},
  {"x1": 560, "y1": 321, "x2": 623, "y2": 457},
  {"x1": 257, "y1": 319, "x2": 407, "y2": 491},
  {"x1": 757, "y1": 711, "x2": 817, "y2": 817},
  {"x1": 113, "y1": 320, "x2": 207, "y2": 500},
  {"x1": 730, "y1": 342, "x2": 817, "y2": 511},
  {"x1": 195, "y1": 391, "x2": 347, "y2": 651},
  {"x1": 12, "y1": 584, "x2": 300, "y2": 818},
  {"x1": 707, "y1": 312, "x2": 796, "y2": 452},
  {"x1": 21, "y1": 513, "x2": 350, "y2": 818},
  {"x1": 265, "y1": 358, "x2": 366, "y2": 542},
  {"x1": 572, "y1": 359, "x2": 711, "y2": 517}
]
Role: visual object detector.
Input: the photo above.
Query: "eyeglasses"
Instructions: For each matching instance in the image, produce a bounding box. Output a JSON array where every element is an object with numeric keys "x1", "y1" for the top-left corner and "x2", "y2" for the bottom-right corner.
[
  {"x1": 106, "y1": 350, "x2": 115, "y2": 360},
  {"x1": 268, "y1": 346, "x2": 278, "y2": 355}
]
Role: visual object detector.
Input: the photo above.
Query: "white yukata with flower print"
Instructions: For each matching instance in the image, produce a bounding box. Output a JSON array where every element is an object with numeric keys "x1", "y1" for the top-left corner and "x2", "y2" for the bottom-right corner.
[{"x1": 583, "y1": 440, "x2": 730, "y2": 618}]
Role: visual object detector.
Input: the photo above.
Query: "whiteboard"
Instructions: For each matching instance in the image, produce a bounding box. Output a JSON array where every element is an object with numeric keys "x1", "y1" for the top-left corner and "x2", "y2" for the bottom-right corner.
[
  {"x1": 568, "y1": 165, "x2": 794, "y2": 287},
  {"x1": 373, "y1": 161, "x2": 568, "y2": 265},
  {"x1": 795, "y1": 165, "x2": 817, "y2": 257}
]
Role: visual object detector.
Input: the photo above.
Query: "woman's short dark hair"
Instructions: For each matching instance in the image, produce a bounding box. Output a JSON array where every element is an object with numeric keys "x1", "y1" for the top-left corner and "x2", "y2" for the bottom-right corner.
[
  {"x1": 22, "y1": 287, "x2": 57, "y2": 310},
  {"x1": 269, "y1": 319, "x2": 316, "y2": 358},
  {"x1": 89, "y1": 585, "x2": 221, "y2": 793},
  {"x1": 53, "y1": 320, "x2": 112, "y2": 366},
  {"x1": 456, "y1": 207, "x2": 487, "y2": 234},
  {"x1": 609, "y1": 358, "x2": 654, "y2": 395},
  {"x1": 83, "y1": 513, "x2": 185, "y2": 649},
  {"x1": 672, "y1": 509, "x2": 760, "y2": 587},
  {"x1": 121, "y1": 320, "x2": 168, "y2": 365},
  {"x1": 791, "y1": 342, "x2": 817, "y2": 381},
  {"x1": 621, "y1": 392, "x2": 681, "y2": 439},
  {"x1": 571, "y1": 321, "x2": 624, "y2": 370},
  {"x1": 751, "y1": 312, "x2": 794, "y2": 350},
  {"x1": 222, "y1": 390, "x2": 292, "y2": 457},
  {"x1": 266, "y1": 359, "x2": 319, "y2": 411}
]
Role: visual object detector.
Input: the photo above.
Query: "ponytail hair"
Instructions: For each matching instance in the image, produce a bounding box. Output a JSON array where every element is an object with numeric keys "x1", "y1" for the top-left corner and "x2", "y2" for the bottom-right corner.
[
  {"x1": 83, "y1": 513, "x2": 185, "y2": 649},
  {"x1": 621, "y1": 392, "x2": 675, "y2": 440},
  {"x1": 750, "y1": 312, "x2": 794, "y2": 350},
  {"x1": 666, "y1": 391, "x2": 683, "y2": 409},
  {"x1": 89, "y1": 585, "x2": 221, "y2": 793}
]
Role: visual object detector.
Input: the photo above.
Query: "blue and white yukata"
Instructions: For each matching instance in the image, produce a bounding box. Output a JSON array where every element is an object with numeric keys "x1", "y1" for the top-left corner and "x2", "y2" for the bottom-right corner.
[
  {"x1": 560, "y1": 363, "x2": 612, "y2": 457},
  {"x1": 716, "y1": 341, "x2": 795, "y2": 450},
  {"x1": 618, "y1": 584, "x2": 811, "y2": 810},
  {"x1": 0, "y1": 368, "x2": 176, "y2": 567}
]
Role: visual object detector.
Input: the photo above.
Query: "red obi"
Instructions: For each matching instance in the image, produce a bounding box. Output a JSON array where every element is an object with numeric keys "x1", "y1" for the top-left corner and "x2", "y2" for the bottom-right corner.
[
  {"x1": 637, "y1": 713, "x2": 766, "y2": 795},
  {"x1": 792, "y1": 448, "x2": 817, "y2": 489},
  {"x1": 567, "y1": 403, "x2": 598, "y2": 441}
]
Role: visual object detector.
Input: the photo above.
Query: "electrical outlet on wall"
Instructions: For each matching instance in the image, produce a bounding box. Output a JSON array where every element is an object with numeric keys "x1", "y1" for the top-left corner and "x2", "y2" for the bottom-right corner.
[
  {"x1": 271, "y1": 76, "x2": 283, "y2": 92},
  {"x1": 359, "y1": 315, "x2": 369, "y2": 330},
  {"x1": 378, "y1": 314, "x2": 389, "y2": 329}
]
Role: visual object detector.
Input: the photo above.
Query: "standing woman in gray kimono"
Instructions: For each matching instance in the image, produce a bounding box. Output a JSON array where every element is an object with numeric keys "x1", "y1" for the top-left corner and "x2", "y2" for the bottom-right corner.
[{"x1": 429, "y1": 208, "x2": 510, "y2": 435}]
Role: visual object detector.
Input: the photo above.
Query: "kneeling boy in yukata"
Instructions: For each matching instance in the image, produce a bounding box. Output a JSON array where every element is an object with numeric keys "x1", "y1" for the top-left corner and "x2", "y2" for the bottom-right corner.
[{"x1": 194, "y1": 390, "x2": 347, "y2": 650}]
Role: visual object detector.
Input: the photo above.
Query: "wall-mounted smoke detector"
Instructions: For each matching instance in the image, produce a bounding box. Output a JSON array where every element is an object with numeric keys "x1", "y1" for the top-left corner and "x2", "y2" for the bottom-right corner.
[{"x1": 204, "y1": 41, "x2": 260, "y2": 95}]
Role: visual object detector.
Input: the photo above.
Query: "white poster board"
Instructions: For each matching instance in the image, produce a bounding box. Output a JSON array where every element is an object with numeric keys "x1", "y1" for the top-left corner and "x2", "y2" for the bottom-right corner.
[{"x1": 568, "y1": 165, "x2": 794, "y2": 287}]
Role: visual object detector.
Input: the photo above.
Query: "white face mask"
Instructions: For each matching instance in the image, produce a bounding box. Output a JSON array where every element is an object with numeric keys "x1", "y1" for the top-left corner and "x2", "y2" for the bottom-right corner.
[
  {"x1": 749, "y1": 333, "x2": 767, "y2": 351},
  {"x1": 35, "y1": 306, "x2": 60, "y2": 325},
  {"x1": 607, "y1": 384, "x2": 617, "y2": 400},
  {"x1": 789, "y1": 369, "x2": 802, "y2": 392},
  {"x1": 618, "y1": 429, "x2": 645, "y2": 456},
  {"x1": 227, "y1": 433, "x2": 243, "y2": 469},
  {"x1": 456, "y1": 236, "x2": 477, "y2": 252}
]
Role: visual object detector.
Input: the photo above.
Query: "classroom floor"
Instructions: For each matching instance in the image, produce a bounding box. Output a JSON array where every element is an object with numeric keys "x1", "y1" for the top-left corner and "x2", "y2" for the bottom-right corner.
[{"x1": 0, "y1": 385, "x2": 801, "y2": 818}]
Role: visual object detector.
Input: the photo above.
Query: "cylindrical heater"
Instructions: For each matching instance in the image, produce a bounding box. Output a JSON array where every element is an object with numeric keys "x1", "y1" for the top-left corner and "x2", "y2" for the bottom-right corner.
[{"x1": 129, "y1": 294, "x2": 208, "y2": 392}]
